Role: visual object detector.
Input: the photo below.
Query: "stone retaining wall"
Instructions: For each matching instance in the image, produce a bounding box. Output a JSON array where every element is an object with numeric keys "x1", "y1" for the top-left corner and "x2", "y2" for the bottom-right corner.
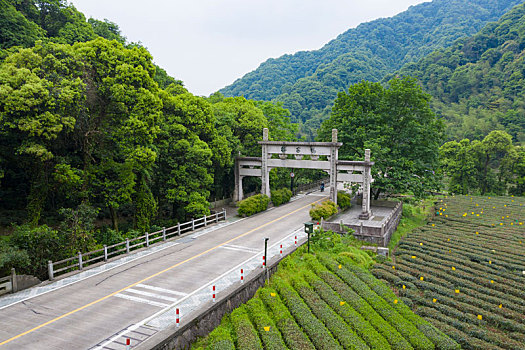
[
  {"x1": 323, "y1": 200, "x2": 402, "y2": 246},
  {"x1": 135, "y1": 249, "x2": 291, "y2": 350}
]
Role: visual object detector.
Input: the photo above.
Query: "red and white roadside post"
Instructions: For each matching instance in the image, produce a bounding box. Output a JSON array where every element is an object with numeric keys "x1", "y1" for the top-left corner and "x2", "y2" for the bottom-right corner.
[
  {"x1": 262, "y1": 255, "x2": 265, "y2": 268},
  {"x1": 240, "y1": 268, "x2": 244, "y2": 283},
  {"x1": 280, "y1": 244, "x2": 283, "y2": 257},
  {"x1": 212, "y1": 285, "x2": 216, "y2": 303},
  {"x1": 126, "y1": 338, "x2": 131, "y2": 350},
  {"x1": 176, "y1": 308, "x2": 180, "y2": 327},
  {"x1": 294, "y1": 235, "x2": 297, "y2": 247}
]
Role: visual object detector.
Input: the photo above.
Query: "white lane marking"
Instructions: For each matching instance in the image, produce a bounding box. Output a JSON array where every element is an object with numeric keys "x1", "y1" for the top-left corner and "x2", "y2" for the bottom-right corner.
[
  {"x1": 125, "y1": 288, "x2": 178, "y2": 302},
  {"x1": 115, "y1": 293, "x2": 170, "y2": 308},
  {"x1": 136, "y1": 284, "x2": 188, "y2": 297},
  {"x1": 220, "y1": 244, "x2": 259, "y2": 254}
]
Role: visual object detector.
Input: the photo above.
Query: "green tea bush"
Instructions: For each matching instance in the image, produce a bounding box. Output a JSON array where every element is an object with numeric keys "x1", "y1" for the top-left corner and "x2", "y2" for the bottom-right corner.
[
  {"x1": 309, "y1": 200, "x2": 338, "y2": 221},
  {"x1": 290, "y1": 276, "x2": 369, "y2": 350},
  {"x1": 246, "y1": 298, "x2": 287, "y2": 350},
  {"x1": 320, "y1": 255, "x2": 434, "y2": 350},
  {"x1": 259, "y1": 288, "x2": 315, "y2": 350},
  {"x1": 302, "y1": 270, "x2": 391, "y2": 349},
  {"x1": 274, "y1": 276, "x2": 343, "y2": 350},
  {"x1": 271, "y1": 188, "x2": 292, "y2": 206},
  {"x1": 206, "y1": 319, "x2": 235, "y2": 350},
  {"x1": 337, "y1": 191, "x2": 352, "y2": 210},
  {"x1": 344, "y1": 262, "x2": 460, "y2": 350},
  {"x1": 237, "y1": 194, "x2": 270, "y2": 217},
  {"x1": 230, "y1": 306, "x2": 263, "y2": 349}
]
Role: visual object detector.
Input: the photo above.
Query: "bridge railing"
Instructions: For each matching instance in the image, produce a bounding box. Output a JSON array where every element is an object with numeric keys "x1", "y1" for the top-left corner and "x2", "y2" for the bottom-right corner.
[{"x1": 48, "y1": 209, "x2": 227, "y2": 281}]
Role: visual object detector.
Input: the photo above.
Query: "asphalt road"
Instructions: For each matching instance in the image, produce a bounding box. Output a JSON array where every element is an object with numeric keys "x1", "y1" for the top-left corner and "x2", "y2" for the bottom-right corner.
[{"x1": 0, "y1": 192, "x2": 327, "y2": 349}]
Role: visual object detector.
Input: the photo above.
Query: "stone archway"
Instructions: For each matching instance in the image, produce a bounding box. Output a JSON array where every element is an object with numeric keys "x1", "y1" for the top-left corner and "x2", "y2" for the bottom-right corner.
[{"x1": 234, "y1": 128, "x2": 374, "y2": 220}]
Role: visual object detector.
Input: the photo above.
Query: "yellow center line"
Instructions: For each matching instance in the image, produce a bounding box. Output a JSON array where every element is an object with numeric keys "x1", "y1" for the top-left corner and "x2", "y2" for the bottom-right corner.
[{"x1": 0, "y1": 196, "x2": 326, "y2": 346}]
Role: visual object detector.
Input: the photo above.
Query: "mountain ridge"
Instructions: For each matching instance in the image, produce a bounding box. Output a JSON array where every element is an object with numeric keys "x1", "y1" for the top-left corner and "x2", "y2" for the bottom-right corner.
[{"x1": 219, "y1": 0, "x2": 525, "y2": 133}]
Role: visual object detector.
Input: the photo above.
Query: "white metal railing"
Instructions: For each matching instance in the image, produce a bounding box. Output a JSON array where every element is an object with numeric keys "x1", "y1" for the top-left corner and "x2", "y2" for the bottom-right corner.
[{"x1": 47, "y1": 209, "x2": 227, "y2": 280}]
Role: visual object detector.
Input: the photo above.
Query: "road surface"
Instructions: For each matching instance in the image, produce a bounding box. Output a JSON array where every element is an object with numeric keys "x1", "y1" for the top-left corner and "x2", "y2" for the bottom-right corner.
[{"x1": 0, "y1": 192, "x2": 326, "y2": 349}]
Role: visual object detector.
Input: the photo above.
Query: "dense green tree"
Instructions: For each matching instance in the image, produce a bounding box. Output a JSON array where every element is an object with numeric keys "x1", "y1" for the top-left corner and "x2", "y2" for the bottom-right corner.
[
  {"x1": 397, "y1": 2, "x2": 525, "y2": 142},
  {"x1": 319, "y1": 77, "x2": 444, "y2": 199},
  {"x1": 440, "y1": 130, "x2": 521, "y2": 194},
  {"x1": 0, "y1": 0, "x2": 44, "y2": 49},
  {"x1": 88, "y1": 18, "x2": 125, "y2": 43},
  {"x1": 0, "y1": 41, "x2": 84, "y2": 224},
  {"x1": 440, "y1": 139, "x2": 478, "y2": 194}
]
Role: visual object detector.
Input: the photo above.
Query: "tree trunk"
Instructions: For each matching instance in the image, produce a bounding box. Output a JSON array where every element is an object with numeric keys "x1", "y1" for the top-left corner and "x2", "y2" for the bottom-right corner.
[
  {"x1": 108, "y1": 204, "x2": 119, "y2": 232},
  {"x1": 373, "y1": 188, "x2": 381, "y2": 200}
]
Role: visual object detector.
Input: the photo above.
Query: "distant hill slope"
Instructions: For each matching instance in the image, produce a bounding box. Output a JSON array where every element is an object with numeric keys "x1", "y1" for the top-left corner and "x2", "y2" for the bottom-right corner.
[
  {"x1": 396, "y1": 2, "x2": 525, "y2": 143},
  {"x1": 219, "y1": 0, "x2": 524, "y2": 132}
]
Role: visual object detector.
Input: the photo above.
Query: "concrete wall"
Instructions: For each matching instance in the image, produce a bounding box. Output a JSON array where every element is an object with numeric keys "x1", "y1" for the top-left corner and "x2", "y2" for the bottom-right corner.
[
  {"x1": 136, "y1": 251, "x2": 290, "y2": 350},
  {"x1": 15, "y1": 275, "x2": 40, "y2": 291}
]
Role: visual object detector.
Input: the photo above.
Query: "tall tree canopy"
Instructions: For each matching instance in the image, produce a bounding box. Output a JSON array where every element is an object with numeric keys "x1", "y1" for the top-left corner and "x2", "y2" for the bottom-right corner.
[{"x1": 319, "y1": 77, "x2": 444, "y2": 199}]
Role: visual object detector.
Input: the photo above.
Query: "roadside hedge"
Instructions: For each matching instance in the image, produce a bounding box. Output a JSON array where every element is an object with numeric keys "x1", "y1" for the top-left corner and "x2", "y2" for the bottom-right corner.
[
  {"x1": 337, "y1": 191, "x2": 352, "y2": 210},
  {"x1": 310, "y1": 200, "x2": 338, "y2": 221},
  {"x1": 237, "y1": 194, "x2": 270, "y2": 217},
  {"x1": 271, "y1": 188, "x2": 293, "y2": 206}
]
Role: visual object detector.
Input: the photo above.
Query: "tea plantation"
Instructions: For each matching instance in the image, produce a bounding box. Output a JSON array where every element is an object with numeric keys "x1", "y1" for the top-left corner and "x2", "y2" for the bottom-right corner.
[
  {"x1": 193, "y1": 231, "x2": 459, "y2": 350},
  {"x1": 373, "y1": 195, "x2": 525, "y2": 349}
]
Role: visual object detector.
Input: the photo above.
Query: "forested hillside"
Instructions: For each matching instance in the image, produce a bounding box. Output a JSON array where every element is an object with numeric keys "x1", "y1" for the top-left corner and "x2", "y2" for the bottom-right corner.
[
  {"x1": 0, "y1": 0, "x2": 306, "y2": 278},
  {"x1": 219, "y1": 0, "x2": 524, "y2": 138},
  {"x1": 396, "y1": 2, "x2": 525, "y2": 143}
]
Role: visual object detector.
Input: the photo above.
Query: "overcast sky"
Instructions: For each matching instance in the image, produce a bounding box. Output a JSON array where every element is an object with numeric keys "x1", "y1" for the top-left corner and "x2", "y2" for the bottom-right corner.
[{"x1": 70, "y1": 0, "x2": 428, "y2": 96}]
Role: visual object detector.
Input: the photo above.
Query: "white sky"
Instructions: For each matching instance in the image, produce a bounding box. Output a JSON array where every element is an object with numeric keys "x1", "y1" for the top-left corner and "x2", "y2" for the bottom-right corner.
[{"x1": 70, "y1": 0, "x2": 428, "y2": 96}]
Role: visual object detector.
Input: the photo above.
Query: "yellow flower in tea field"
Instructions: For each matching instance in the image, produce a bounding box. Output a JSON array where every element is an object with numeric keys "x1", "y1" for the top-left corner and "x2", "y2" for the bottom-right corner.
[
  {"x1": 455, "y1": 289, "x2": 460, "y2": 294},
  {"x1": 499, "y1": 304, "x2": 502, "y2": 308},
  {"x1": 420, "y1": 276, "x2": 424, "y2": 281},
  {"x1": 412, "y1": 256, "x2": 416, "y2": 259},
  {"x1": 340, "y1": 301, "x2": 346, "y2": 306},
  {"x1": 489, "y1": 261, "x2": 492, "y2": 264},
  {"x1": 475, "y1": 231, "x2": 479, "y2": 234},
  {"x1": 264, "y1": 326, "x2": 270, "y2": 331},
  {"x1": 392, "y1": 265, "x2": 395, "y2": 269},
  {"x1": 446, "y1": 215, "x2": 448, "y2": 217},
  {"x1": 491, "y1": 280, "x2": 494, "y2": 284},
  {"x1": 402, "y1": 285, "x2": 406, "y2": 289},
  {"x1": 338, "y1": 264, "x2": 342, "y2": 269},
  {"x1": 476, "y1": 214, "x2": 479, "y2": 217},
  {"x1": 452, "y1": 266, "x2": 456, "y2": 271},
  {"x1": 463, "y1": 213, "x2": 467, "y2": 217},
  {"x1": 420, "y1": 242, "x2": 423, "y2": 246},
  {"x1": 432, "y1": 298, "x2": 437, "y2": 303},
  {"x1": 432, "y1": 223, "x2": 435, "y2": 227},
  {"x1": 477, "y1": 315, "x2": 482, "y2": 320},
  {"x1": 394, "y1": 299, "x2": 398, "y2": 304},
  {"x1": 270, "y1": 292, "x2": 276, "y2": 297},
  {"x1": 447, "y1": 238, "x2": 450, "y2": 241}
]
